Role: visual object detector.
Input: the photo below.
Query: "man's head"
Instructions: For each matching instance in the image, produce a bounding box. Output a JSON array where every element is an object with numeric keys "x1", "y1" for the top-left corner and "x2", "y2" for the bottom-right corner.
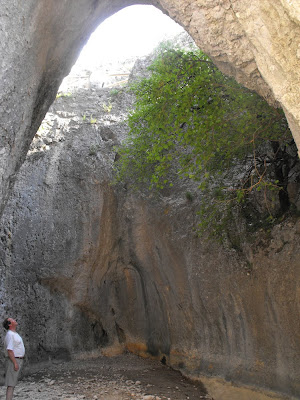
[{"x1": 2, "y1": 318, "x2": 17, "y2": 331}]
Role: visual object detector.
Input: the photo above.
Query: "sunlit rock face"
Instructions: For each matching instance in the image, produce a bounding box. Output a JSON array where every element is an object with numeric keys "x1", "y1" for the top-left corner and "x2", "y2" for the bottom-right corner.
[
  {"x1": 0, "y1": 0, "x2": 300, "y2": 217},
  {"x1": 0, "y1": 0, "x2": 135, "y2": 217},
  {"x1": 0, "y1": 0, "x2": 300, "y2": 396},
  {"x1": 1, "y1": 80, "x2": 300, "y2": 398}
]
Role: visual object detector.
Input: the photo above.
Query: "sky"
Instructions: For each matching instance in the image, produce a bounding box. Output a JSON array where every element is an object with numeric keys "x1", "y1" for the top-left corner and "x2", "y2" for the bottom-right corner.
[{"x1": 76, "y1": 5, "x2": 184, "y2": 68}]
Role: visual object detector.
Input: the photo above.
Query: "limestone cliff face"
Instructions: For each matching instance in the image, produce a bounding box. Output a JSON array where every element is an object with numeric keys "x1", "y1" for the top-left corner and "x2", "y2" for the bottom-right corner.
[
  {"x1": 0, "y1": 0, "x2": 300, "y2": 217},
  {"x1": 1, "y1": 83, "x2": 300, "y2": 398}
]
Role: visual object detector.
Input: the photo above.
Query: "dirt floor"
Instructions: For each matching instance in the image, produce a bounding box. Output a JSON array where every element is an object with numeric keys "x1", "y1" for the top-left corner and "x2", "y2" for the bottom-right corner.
[{"x1": 0, "y1": 353, "x2": 213, "y2": 400}]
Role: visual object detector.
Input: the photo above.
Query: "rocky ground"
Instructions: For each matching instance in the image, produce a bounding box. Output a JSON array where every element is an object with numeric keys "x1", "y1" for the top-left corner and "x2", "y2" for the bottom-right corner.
[{"x1": 0, "y1": 354, "x2": 212, "y2": 400}]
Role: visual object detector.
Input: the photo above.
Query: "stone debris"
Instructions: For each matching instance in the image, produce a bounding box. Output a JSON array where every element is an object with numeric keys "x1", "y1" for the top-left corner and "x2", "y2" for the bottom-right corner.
[{"x1": 0, "y1": 354, "x2": 211, "y2": 400}]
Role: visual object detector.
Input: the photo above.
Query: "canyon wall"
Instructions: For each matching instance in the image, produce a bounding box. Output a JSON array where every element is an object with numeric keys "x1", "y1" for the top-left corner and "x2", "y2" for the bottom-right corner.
[
  {"x1": 0, "y1": 85, "x2": 299, "y2": 398},
  {"x1": 1, "y1": 1, "x2": 300, "y2": 397},
  {"x1": 0, "y1": 0, "x2": 300, "y2": 216}
]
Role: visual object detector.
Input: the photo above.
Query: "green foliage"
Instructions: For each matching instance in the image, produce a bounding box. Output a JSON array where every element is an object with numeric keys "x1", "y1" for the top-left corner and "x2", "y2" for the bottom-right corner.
[
  {"x1": 56, "y1": 92, "x2": 72, "y2": 99},
  {"x1": 114, "y1": 44, "x2": 292, "y2": 238},
  {"x1": 90, "y1": 115, "x2": 97, "y2": 124},
  {"x1": 102, "y1": 102, "x2": 113, "y2": 113},
  {"x1": 110, "y1": 88, "x2": 119, "y2": 97},
  {"x1": 185, "y1": 191, "x2": 194, "y2": 202},
  {"x1": 82, "y1": 113, "x2": 97, "y2": 124}
]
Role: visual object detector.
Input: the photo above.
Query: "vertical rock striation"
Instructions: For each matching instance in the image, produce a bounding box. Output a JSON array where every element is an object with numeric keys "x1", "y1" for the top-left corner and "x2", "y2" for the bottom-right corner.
[{"x1": 0, "y1": 81, "x2": 299, "y2": 397}]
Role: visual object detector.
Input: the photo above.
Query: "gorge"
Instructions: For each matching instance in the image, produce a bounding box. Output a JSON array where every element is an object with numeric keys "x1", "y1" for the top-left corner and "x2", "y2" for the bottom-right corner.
[{"x1": 0, "y1": 1, "x2": 300, "y2": 399}]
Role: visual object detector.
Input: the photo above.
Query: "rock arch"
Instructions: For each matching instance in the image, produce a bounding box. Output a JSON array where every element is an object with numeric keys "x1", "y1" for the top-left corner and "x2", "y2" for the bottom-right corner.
[
  {"x1": 0, "y1": 0, "x2": 300, "y2": 217},
  {"x1": 1, "y1": 2, "x2": 300, "y2": 397}
]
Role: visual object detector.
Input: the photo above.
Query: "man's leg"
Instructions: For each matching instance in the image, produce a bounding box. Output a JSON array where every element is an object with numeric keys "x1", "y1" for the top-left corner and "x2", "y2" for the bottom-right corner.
[{"x1": 6, "y1": 386, "x2": 14, "y2": 400}]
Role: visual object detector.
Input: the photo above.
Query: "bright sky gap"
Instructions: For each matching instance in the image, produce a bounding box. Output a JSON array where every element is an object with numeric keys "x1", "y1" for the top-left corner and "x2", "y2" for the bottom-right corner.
[{"x1": 76, "y1": 5, "x2": 184, "y2": 68}]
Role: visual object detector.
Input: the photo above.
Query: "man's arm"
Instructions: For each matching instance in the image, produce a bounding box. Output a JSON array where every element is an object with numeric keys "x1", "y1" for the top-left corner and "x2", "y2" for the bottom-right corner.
[{"x1": 7, "y1": 350, "x2": 19, "y2": 371}]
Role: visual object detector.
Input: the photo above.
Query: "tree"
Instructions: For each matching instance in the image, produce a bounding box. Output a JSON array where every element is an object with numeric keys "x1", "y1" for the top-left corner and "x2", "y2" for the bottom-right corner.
[{"x1": 114, "y1": 43, "x2": 292, "y2": 238}]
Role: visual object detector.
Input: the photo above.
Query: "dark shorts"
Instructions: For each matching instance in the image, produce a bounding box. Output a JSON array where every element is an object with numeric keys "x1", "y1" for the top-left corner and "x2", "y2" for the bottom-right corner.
[{"x1": 5, "y1": 359, "x2": 23, "y2": 387}]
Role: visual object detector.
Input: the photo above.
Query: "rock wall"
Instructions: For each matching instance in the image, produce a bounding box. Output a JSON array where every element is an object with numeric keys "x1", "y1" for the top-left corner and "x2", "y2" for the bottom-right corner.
[
  {"x1": 0, "y1": 0, "x2": 300, "y2": 217},
  {"x1": 1, "y1": 84, "x2": 300, "y2": 398},
  {"x1": 1, "y1": 1, "x2": 300, "y2": 397},
  {"x1": 0, "y1": 0, "x2": 136, "y2": 217}
]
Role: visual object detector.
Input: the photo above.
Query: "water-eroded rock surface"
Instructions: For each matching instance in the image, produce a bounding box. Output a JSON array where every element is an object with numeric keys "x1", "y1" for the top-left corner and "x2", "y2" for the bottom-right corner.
[{"x1": 0, "y1": 78, "x2": 299, "y2": 398}]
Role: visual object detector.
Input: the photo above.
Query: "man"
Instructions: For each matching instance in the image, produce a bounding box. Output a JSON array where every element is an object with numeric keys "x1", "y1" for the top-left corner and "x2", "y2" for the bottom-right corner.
[{"x1": 2, "y1": 318, "x2": 25, "y2": 400}]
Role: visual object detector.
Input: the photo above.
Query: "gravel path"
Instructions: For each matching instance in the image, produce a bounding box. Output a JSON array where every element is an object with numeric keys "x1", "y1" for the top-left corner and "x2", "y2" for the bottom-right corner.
[{"x1": 0, "y1": 354, "x2": 212, "y2": 400}]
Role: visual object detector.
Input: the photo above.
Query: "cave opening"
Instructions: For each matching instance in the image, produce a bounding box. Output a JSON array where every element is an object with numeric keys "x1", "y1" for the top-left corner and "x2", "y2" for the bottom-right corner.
[
  {"x1": 59, "y1": 5, "x2": 184, "y2": 93},
  {"x1": 30, "y1": 4, "x2": 187, "y2": 154},
  {"x1": 1, "y1": 3, "x2": 300, "y2": 399},
  {"x1": 22, "y1": 4, "x2": 299, "y2": 372}
]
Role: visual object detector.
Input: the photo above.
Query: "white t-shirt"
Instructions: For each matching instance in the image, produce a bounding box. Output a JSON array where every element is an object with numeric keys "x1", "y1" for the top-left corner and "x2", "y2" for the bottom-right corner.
[{"x1": 4, "y1": 330, "x2": 25, "y2": 357}]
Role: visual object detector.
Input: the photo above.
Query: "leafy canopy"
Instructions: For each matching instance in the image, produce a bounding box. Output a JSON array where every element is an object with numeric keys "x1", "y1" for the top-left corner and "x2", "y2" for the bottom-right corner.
[{"x1": 114, "y1": 43, "x2": 291, "y2": 236}]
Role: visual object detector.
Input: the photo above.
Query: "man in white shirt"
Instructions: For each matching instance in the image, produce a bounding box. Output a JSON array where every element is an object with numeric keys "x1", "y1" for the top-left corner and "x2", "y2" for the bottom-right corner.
[{"x1": 2, "y1": 318, "x2": 25, "y2": 400}]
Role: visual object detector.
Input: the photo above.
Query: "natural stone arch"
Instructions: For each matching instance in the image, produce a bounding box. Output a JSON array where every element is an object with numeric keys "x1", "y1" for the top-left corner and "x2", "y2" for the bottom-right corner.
[
  {"x1": 0, "y1": 0, "x2": 149, "y2": 218},
  {"x1": 0, "y1": 0, "x2": 300, "y2": 217},
  {"x1": 0, "y1": 3, "x2": 300, "y2": 397}
]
